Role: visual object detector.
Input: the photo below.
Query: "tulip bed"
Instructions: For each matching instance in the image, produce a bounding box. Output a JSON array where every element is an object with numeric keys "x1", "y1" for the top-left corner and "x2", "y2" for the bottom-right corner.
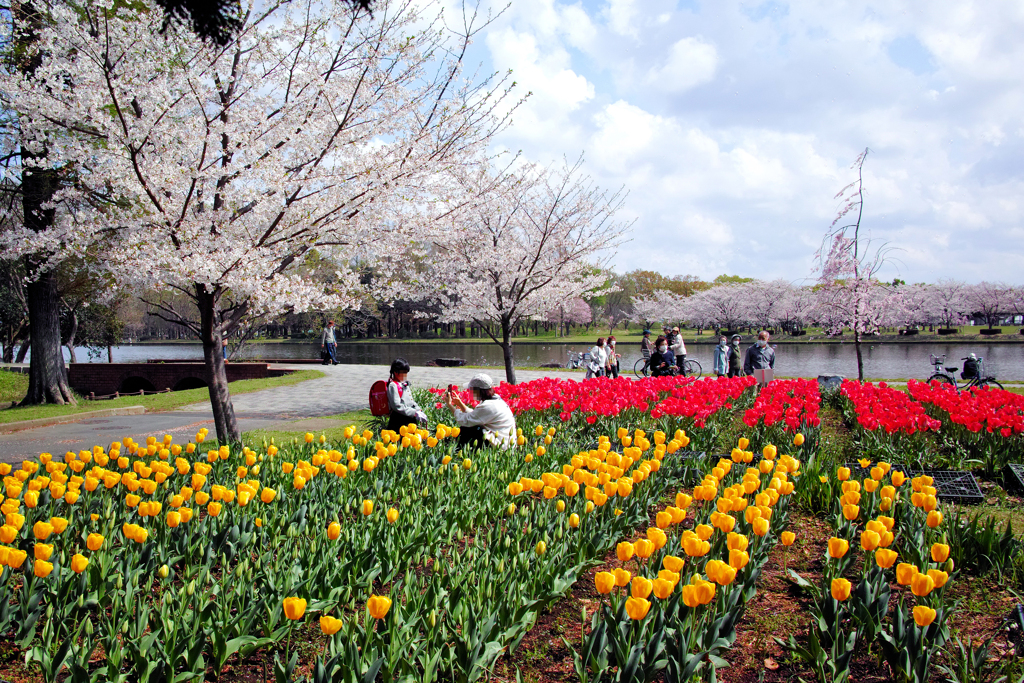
[
  {"x1": 0, "y1": 373, "x2": 1020, "y2": 683},
  {"x1": 839, "y1": 381, "x2": 942, "y2": 468}
]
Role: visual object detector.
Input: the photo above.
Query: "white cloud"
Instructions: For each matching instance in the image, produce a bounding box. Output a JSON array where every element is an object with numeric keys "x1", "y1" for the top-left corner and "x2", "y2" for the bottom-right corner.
[
  {"x1": 475, "y1": 0, "x2": 1024, "y2": 282},
  {"x1": 647, "y1": 37, "x2": 718, "y2": 92}
]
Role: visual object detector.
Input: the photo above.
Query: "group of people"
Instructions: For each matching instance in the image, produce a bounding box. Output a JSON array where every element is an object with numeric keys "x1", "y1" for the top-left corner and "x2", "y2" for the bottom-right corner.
[
  {"x1": 384, "y1": 358, "x2": 517, "y2": 451},
  {"x1": 585, "y1": 336, "x2": 622, "y2": 378},
  {"x1": 712, "y1": 330, "x2": 776, "y2": 378}
]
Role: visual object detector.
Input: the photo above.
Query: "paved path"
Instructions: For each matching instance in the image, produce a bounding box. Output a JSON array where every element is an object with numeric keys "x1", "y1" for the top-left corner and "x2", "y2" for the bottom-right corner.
[{"x1": 0, "y1": 364, "x2": 581, "y2": 463}]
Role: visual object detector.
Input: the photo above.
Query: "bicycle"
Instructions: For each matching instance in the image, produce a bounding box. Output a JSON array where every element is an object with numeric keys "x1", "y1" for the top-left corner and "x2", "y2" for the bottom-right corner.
[
  {"x1": 633, "y1": 349, "x2": 702, "y2": 379},
  {"x1": 566, "y1": 349, "x2": 590, "y2": 370},
  {"x1": 927, "y1": 354, "x2": 1004, "y2": 391}
]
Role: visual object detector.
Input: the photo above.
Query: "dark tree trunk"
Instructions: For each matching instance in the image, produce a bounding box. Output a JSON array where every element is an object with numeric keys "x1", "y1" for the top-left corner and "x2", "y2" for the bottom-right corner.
[
  {"x1": 22, "y1": 272, "x2": 75, "y2": 404},
  {"x1": 107, "y1": 345, "x2": 113, "y2": 363},
  {"x1": 197, "y1": 285, "x2": 240, "y2": 443},
  {"x1": 501, "y1": 317, "x2": 516, "y2": 385},
  {"x1": 15, "y1": 337, "x2": 30, "y2": 363},
  {"x1": 854, "y1": 330, "x2": 864, "y2": 381}
]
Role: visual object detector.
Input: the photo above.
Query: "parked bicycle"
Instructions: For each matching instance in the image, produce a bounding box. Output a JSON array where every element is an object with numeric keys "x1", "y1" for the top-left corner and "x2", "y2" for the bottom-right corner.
[
  {"x1": 566, "y1": 349, "x2": 590, "y2": 370},
  {"x1": 927, "y1": 354, "x2": 1003, "y2": 391},
  {"x1": 633, "y1": 349, "x2": 702, "y2": 379}
]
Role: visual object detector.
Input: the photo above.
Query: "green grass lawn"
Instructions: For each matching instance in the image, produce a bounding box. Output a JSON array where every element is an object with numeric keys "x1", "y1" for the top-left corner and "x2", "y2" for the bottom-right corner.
[{"x1": 0, "y1": 369, "x2": 325, "y2": 424}]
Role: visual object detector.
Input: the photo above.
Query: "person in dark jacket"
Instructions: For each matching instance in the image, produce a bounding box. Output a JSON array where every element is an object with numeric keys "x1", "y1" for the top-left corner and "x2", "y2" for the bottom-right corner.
[
  {"x1": 743, "y1": 331, "x2": 776, "y2": 376},
  {"x1": 728, "y1": 334, "x2": 743, "y2": 377},
  {"x1": 649, "y1": 335, "x2": 677, "y2": 377}
]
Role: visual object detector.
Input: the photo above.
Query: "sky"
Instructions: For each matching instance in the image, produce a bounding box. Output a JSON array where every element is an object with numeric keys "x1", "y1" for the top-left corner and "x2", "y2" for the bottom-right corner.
[{"x1": 458, "y1": 0, "x2": 1024, "y2": 284}]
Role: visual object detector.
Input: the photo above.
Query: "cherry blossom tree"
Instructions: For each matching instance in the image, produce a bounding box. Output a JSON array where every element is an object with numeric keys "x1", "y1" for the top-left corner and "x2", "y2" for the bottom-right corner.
[
  {"x1": 419, "y1": 158, "x2": 630, "y2": 384},
  {"x1": 814, "y1": 149, "x2": 899, "y2": 380},
  {"x1": 925, "y1": 279, "x2": 970, "y2": 330},
  {"x1": 966, "y1": 281, "x2": 1012, "y2": 330},
  {"x1": 631, "y1": 290, "x2": 682, "y2": 328},
  {"x1": 775, "y1": 285, "x2": 813, "y2": 334},
  {"x1": 1, "y1": 0, "x2": 513, "y2": 441},
  {"x1": 741, "y1": 279, "x2": 794, "y2": 331},
  {"x1": 546, "y1": 297, "x2": 592, "y2": 336},
  {"x1": 683, "y1": 284, "x2": 748, "y2": 332}
]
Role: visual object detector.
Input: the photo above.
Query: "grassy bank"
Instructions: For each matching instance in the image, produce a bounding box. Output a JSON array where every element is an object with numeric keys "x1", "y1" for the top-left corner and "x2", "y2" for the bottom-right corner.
[{"x1": 0, "y1": 369, "x2": 325, "y2": 425}]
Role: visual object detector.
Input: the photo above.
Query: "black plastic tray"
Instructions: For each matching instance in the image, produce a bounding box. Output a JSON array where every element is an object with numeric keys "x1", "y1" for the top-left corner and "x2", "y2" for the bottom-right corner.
[
  {"x1": 913, "y1": 469, "x2": 984, "y2": 505},
  {"x1": 1003, "y1": 464, "x2": 1024, "y2": 494}
]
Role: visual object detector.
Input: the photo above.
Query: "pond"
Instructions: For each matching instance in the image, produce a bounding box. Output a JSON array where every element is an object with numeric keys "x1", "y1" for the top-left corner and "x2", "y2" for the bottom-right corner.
[{"x1": 50, "y1": 339, "x2": 1024, "y2": 382}]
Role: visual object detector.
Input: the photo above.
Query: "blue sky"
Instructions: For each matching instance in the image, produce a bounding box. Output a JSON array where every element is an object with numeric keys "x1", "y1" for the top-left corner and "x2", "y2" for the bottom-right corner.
[{"x1": 461, "y1": 0, "x2": 1024, "y2": 284}]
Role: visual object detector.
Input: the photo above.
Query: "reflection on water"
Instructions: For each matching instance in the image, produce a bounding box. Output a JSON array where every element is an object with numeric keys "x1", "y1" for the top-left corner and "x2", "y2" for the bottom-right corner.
[{"x1": 52, "y1": 340, "x2": 1024, "y2": 381}]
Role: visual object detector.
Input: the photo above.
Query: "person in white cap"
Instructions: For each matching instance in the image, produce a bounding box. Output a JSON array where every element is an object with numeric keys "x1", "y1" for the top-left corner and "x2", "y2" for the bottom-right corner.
[{"x1": 444, "y1": 373, "x2": 517, "y2": 449}]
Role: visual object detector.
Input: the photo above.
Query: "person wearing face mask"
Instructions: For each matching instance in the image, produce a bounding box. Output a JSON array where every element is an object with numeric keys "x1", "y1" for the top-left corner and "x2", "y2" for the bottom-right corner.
[
  {"x1": 605, "y1": 336, "x2": 621, "y2": 378},
  {"x1": 728, "y1": 335, "x2": 743, "y2": 377},
  {"x1": 743, "y1": 330, "x2": 776, "y2": 377},
  {"x1": 586, "y1": 337, "x2": 607, "y2": 379},
  {"x1": 669, "y1": 326, "x2": 687, "y2": 375},
  {"x1": 712, "y1": 335, "x2": 731, "y2": 378},
  {"x1": 649, "y1": 335, "x2": 677, "y2": 377}
]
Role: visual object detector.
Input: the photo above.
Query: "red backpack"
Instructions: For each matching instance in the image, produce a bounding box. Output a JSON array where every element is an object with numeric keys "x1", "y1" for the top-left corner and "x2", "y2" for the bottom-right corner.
[{"x1": 369, "y1": 380, "x2": 391, "y2": 416}]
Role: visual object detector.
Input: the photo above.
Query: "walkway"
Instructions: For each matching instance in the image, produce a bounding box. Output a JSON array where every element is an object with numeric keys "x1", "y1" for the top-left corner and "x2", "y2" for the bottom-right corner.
[{"x1": 0, "y1": 364, "x2": 580, "y2": 463}]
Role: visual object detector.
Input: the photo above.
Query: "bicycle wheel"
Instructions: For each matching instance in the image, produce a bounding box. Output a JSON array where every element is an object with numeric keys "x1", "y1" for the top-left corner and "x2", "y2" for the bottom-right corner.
[
  {"x1": 978, "y1": 379, "x2": 1004, "y2": 391},
  {"x1": 634, "y1": 358, "x2": 649, "y2": 379},
  {"x1": 684, "y1": 359, "x2": 702, "y2": 379},
  {"x1": 927, "y1": 373, "x2": 954, "y2": 386}
]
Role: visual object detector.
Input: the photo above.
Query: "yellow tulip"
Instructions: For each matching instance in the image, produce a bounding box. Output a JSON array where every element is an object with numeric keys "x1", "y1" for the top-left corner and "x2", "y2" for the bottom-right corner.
[
  {"x1": 320, "y1": 615, "x2": 343, "y2": 635},
  {"x1": 261, "y1": 488, "x2": 277, "y2": 504},
  {"x1": 595, "y1": 571, "x2": 616, "y2": 595},
  {"x1": 367, "y1": 595, "x2": 392, "y2": 620},
  {"x1": 652, "y1": 578, "x2": 675, "y2": 599},
  {"x1": 875, "y1": 548, "x2": 898, "y2": 569},
  {"x1": 911, "y1": 573, "x2": 935, "y2": 597},
  {"x1": 283, "y1": 597, "x2": 307, "y2": 620},
  {"x1": 32, "y1": 521, "x2": 54, "y2": 540},
  {"x1": 624, "y1": 596, "x2": 651, "y2": 620},
  {"x1": 729, "y1": 549, "x2": 749, "y2": 570},
  {"x1": 896, "y1": 563, "x2": 918, "y2": 586},
  {"x1": 34, "y1": 559, "x2": 54, "y2": 578},
  {"x1": 663, "y1": 555, "x2": 685, "y2": 573},
  {"x1": 613, "y1": 567, "x2": 631, "y2": 587},
  {"x1": 387, "y1": 508, "x2": 399, "y2": 524},
  {"x1": 926, "y1": 511, "x2": 943, "y2": 528},
  {"x1": 830, "y1": 578, "x2": 852, "y2": 601},
  {"x1": 87, "y1": 533, "x2": 104, "y2": 551},
  {"x1": 327, "y1": 522, "x2": 341, "y2": 540},
  {"x1": 535, "y1": 541, "x2": 547, "y2": 556},
  {"x1": 793, "y1": 433, "x2": 804, "y2": 446},
  {"x1": 913, "y1": 605, "x2": 936, "y2": 628},
  {"x1": 362, "y1": 500, "x2": 374, "y2": 516},
  {"x1": 930, "y1": 543, "x2": 950, "y2": 563},
  {"x1": 860, "y1": 530, "x2": 880, "y2": 551},
  {"x1": 781, "y1": 531, "x2": 795, "y2": 546},
  {"x1": 71, "y1": 553, "x2": 89, "y2": 574},
  {"x1": 926, "y1": 569, "x2": 948, "y2": 589},
  {"x1": 616, "y1": 542, "x2": 635, "y2": 562},
  {"x1": 634, "y1": 539, "x2": 654, "y2": 559},
  {"x1": 630, "y1": 576, "x2": 653, "y2": 599},
  {"x1": 827, "y1": 537, "x2": 849, "y2": 559},
  {"x1": 569, "y1": 513, "x2": 580, "y2": 528},
  {"x1": 34, "y1": 543, "x2": 53, "y2": 561},
  {"x1": 6, "y1": 549, "x2": 27, "y2": 568}
]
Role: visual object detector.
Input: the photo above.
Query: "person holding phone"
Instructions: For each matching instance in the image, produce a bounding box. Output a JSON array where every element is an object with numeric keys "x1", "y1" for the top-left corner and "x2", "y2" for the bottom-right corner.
[
  {"x1": 445, "y1": 373, "x2": 516, "y2": 450},
  {"x1": 386, "y1": 358, "x2": 427, "y2": 432}
]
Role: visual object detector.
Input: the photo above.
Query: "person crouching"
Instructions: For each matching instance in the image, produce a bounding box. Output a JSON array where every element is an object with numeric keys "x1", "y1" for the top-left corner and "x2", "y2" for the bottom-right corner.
[{"x1": 445, "y1": 373, "x2": 516, "y2": 450}]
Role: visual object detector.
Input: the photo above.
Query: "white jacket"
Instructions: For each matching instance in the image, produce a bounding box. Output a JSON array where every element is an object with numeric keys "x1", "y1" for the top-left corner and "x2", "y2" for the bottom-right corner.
[
  {"x1": 454, "y1": 397, "x2": 517, "y2": 448},
  {"x1": 588, "y1": 345, "x2": 607, "y2": 372}
]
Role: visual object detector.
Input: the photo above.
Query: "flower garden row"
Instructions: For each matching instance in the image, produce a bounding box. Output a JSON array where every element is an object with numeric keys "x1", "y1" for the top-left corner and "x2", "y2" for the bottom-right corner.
[{"x1": 0, "y1": 373, "x2": 1017, "y2": 682}]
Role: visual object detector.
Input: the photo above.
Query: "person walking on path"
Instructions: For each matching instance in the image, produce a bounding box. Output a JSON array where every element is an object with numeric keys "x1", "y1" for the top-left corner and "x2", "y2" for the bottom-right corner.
[
  {"x1": 669, "y1": 326, "x2": 687, "y2": 375},
  {"x1": 445, "y1": 373, "x2": 517, "y2": 450},
  {"x1": 386, "y1": 358, "x2": 427, "y2": 432},
  {"x1": 728, "y1": 334, "x2": 743, "y2": 377},
  {"x1": 606, "y1": 336, "x2": 621, "y2": 378},
  {"x1": 743, "y1": 330, "x2": 776, "y2": 377},
  {"x1": 712, "y1": 335, "x2": 731, "y2": 378},
  {"x1": 321, "y1": 321, "x2": 338, "y2": 365},
  {"x1": 586, "y1": 337, "x2": 607, "y2": 379}
]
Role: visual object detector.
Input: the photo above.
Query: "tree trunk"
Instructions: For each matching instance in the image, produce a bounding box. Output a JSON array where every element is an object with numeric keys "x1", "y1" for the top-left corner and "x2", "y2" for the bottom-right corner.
[
  {"x1": 854, "y1": 330, "x2": 864, "y2": 381},
  {"x1": 197, "y1": 285, "x2": 240, "y2": 443},
  {"x1": 107, "y1": 345, "x2": 114, "y2": 363},
  {"x1": 501, "y1": 318, "x2": 517, "y2": 385},
  {"x1": 22, "y1": 272, "x2": 75, "y2": 405},
  {"x1": 15, "y1": 337, "x2": 30, "y2": 363},
  {"x1": 65, "y1": 307, "x2": 78, "y2": 364}
]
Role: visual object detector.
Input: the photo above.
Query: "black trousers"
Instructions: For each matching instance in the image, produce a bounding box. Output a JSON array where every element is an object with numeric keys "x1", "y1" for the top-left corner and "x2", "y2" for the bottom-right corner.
[
  {"x1": 457, "y1": 425, "x2": 485, "y2": 450},
  {"x1": 387, "y1": 412, "x2": 417, "y2": 433}
]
